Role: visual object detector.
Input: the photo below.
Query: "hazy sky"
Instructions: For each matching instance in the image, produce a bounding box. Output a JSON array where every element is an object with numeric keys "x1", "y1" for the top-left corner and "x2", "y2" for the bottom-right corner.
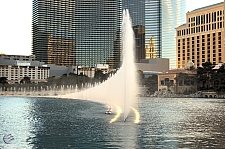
[{"x1": 0, "y1": 0, "x2": 223, "y2": 55}]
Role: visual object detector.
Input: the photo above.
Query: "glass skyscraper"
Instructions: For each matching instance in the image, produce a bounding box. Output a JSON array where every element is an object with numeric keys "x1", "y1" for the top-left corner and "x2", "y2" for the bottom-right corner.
[
  {"x1": 122, "y1": 0, "x2": 162, "y2": 62},
  {"x1": 32, "y1": 0, "x2": 122, "y2": 68},
  {"x1": 162, "y1": 0, "x2": 187, "y2": 68},
  {"x1": 145, "y1": 0, "x2": 162, "y2": 59},
  {"x1": 123, "y1": 0, "x2": 145, "y2": 62}
]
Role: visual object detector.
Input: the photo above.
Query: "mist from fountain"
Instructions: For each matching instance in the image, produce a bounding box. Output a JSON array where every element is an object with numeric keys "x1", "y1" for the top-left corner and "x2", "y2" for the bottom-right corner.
[
  {"x1": 59, "y1": 9, "x2": 138, "y2": 121},
  {"x1": 0, "y1": 9, "x2": 137, "y2": 121}
]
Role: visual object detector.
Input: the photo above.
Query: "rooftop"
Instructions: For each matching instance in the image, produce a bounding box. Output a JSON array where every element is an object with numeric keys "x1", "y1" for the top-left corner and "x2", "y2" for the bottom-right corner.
[
  {"x1": 160, "y1": 69, "x2": 196, "y2": 75},
  {"x1": 190, "y1": 2, "x2": 223, "y2": 12},
  {"x1": 176, "y1": 23, "x2": 186, "y2": 28}
]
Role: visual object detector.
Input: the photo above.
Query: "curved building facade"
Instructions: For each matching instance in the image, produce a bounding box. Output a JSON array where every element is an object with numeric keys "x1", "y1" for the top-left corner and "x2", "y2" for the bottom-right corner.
[
  {"x1": 32, "y1": 0, "x2": 122, "y2": 68},
  {"x1": 162, "y1": 0, "x2": 187, "y2": 68}
]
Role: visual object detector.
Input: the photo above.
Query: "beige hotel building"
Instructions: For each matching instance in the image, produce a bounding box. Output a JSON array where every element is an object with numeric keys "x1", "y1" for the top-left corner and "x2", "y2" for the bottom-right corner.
[{"x1": 176, "y1": 2, "x2": 225, "y2": 68}]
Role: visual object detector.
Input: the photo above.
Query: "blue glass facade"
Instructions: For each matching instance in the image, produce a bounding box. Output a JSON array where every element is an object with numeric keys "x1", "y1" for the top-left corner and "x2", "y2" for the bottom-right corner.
[
  {"x1": 32, "y1": 0, "x2": 185, "y2": 68},
  {"x1": 145, "y1": 0, "x2": 162, "y2": 59},
  {"x1": 162, "y1": 0, "x2": 187, "y2": 68},
  {"x1": 32, "y1": 0, "x2": 122, "y2": 68},
  {"x1": 123, "y1": 0, "x2": 145, "y2": 62}
]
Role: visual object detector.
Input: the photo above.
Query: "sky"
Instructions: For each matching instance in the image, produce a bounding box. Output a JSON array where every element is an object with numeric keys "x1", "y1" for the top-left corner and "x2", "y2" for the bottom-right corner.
[{"x1": 0, "y1": 0, "x2": 224, "y2": 56}]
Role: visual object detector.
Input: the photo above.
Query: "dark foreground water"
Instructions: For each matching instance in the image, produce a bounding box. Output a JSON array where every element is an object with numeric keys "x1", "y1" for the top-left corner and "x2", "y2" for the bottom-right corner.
[{"x1": 0, "y1": 97, "x2": 225, "y2": 149}]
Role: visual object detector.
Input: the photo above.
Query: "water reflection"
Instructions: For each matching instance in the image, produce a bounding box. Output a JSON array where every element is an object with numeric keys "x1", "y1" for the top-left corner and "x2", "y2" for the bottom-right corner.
[
  {"x1": 0, "y1": 97, "x2": 225, "y2": 148},
  {"x1": 137, "y1": 98, "x2": 225, "y2": 148},
  {"x1": 27, "y1": 98, "x2": 115, "y2": 148}
]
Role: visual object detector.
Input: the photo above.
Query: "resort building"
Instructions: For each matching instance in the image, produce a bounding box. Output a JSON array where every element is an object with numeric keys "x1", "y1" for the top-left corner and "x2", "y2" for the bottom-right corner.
[
  {"x1": 32, "y1": 0, "x2": 122, "y2": 68},
  {"x1": 176, "y1": 2, "x2": 225, "y2": 68},
  {"x1": 0, "y1": 65, "x2": 50, "y2": 84},
  {"x1": 0, "y1": 54, "x2": 113, "y2": 81}
]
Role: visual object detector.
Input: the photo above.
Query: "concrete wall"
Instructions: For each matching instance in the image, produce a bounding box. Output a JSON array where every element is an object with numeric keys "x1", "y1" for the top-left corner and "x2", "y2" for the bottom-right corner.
[{"x1": 136, "y1": 58, "x2": 169, "y2": 72}]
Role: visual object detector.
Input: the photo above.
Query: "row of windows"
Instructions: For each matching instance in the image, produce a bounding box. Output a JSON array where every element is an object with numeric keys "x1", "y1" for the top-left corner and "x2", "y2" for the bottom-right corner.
[
  {"x1": 178, "y1": 33, "x2": 221, "y2": 43},
  {"x1": 160, "y1": 79, "x2": 194, "y2": 86},
  {"x1": 188, "y1": 10, "x2": 224, "y2": 24},
  {"x1": 33, "y1": 0, "x2": 122, "y2": 68},
  {"x1": 177, "y1": 31, "x2": 223, "y2": 68},
  {"x1": 177, "y1": 22, "x2": 223, "y2": 36}
]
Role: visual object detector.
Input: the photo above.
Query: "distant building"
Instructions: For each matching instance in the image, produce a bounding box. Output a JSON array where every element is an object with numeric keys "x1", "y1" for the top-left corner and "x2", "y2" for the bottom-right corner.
[
  {"x1": 0, "y1": 54, "x2": 44, "y2": 66},
  {"x1": 158, "y1": 69, "x2": 197, "y2": 94},
  {"x1": 176, "y1": 2, "x2": 225, "y2": 68},
  {"x1": 0, "y1": 65, "x2": 49, "y2": 84},
  {"x1": 0, "y1": 54, "x2": 50, "y2": 83},
  {"x1": 0, "y1": 54, "x2": 112, "y2": 82}
]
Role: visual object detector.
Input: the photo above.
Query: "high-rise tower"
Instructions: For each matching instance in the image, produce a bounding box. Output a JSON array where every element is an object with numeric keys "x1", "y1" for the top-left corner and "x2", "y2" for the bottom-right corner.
[
  {"x1": 162, "y1": 0, "x2": 187, "y2": 69},
  {"x1": 123, "y1": 0, "x2": 145, "y2": 62},
  {"x1": 32, "y1": 0, "x2": 122, "y2": 68},
  {"x1": 145, "y1": 0, "x2": 162, "y2": 59}
]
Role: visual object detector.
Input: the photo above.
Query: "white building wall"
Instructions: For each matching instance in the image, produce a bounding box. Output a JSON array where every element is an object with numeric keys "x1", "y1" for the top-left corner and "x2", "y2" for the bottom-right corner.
[{"x1": 0, "y1": 65, "x2": 50, "y2": 83}]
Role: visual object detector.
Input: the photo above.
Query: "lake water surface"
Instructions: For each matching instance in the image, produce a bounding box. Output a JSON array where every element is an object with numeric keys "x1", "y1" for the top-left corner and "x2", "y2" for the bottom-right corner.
[{"x1": 0, "y1": 96, "x2": 225, "y2": 148}]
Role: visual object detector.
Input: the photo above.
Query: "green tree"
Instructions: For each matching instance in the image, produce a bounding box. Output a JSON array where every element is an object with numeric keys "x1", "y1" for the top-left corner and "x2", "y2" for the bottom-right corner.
[
  {"x1": 94, "y1": 70, "x2": 107, "y2": 82},
  {"x1": 197, "y1": 62, "x2": 214, "y2": 90},
  {"x1": 145, "y1": 74, "x2": 158, "y2": 94},
  {"x1": 20, "y1": 76, "x2": 31, "y2": 84},
  {"x1": 0, "y1": 77, "x2": 8, "y2": 91},
  {"x1": 165, "y1": 78, "x2": 173, "y2": 92},
  {"x1": 212, "y1": 63, "x2": 225, "y2": 93},
  {"x1": 0, "y1": 77, "x2": 8, "y2": 84}
]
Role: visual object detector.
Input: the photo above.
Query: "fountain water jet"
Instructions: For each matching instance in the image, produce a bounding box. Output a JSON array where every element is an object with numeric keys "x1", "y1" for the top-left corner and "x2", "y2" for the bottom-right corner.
[{"x1": 60, "y1": 9, "x2": 138, "y2": 121}]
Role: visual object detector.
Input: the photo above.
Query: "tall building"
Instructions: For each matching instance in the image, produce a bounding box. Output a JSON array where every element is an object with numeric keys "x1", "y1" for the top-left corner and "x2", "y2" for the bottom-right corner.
[
  {"x1": 123, "y1": 0, "x2": 164, "y2": 63},
  {"x1": 145, "y1": 0, "x2": 162, "y2": 59},
  {"x1": 162, "y1": 0, "x2": 187, "y2": 68},
  {"x1": 32, "y1": 0, "x2": 122, "y2": 68},
  {"x1": 123, "y1": 0, "x2": 145, "y2": 62},
  {"x1": 176, "y1": 2, "x2": 225, "y2": 68}
]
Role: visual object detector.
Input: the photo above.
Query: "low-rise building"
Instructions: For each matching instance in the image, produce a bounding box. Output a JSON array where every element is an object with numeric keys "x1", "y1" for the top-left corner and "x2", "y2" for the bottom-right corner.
[
  {"x1": 0, "y1": 65, "x2": 50, "y2": 84},
  {"x1": 0, "y1": 54, "x2": 112, "y2": 82},
  {"x1": 158, "y1": 69, "x2": 197, "y2": 94}
]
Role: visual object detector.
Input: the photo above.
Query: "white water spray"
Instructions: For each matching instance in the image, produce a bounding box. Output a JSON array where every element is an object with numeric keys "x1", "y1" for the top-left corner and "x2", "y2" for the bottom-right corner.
[
  {"x1": 60, "y1": 9, "x2": 138, "y2": 121},
  {"x1": 121, "y1": 9, "x2": 137, "y2": 120}
]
